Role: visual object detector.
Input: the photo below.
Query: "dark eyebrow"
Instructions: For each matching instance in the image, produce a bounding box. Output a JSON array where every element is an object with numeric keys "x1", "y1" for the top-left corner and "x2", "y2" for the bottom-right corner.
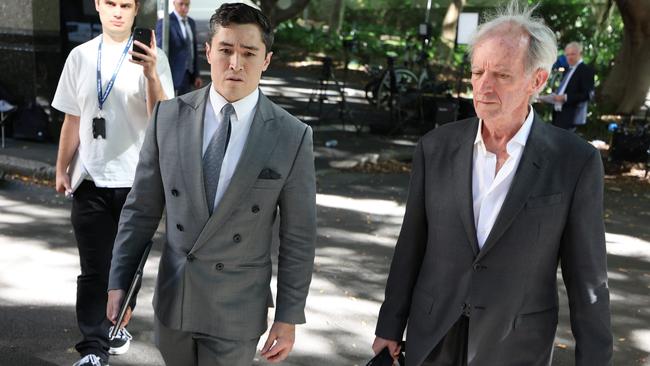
[{"x1": 218, "y1": 41, "x2": 259, "y2": 52}]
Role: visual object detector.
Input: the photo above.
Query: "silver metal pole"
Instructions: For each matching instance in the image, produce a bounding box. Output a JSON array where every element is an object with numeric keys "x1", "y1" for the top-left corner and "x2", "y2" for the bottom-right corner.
[
  {"x1": 158, "y1": 0, "x2": 170, "y2": 55},
  {"x1": 425, "y1": 0, "x2": 433, "y2": 24}
]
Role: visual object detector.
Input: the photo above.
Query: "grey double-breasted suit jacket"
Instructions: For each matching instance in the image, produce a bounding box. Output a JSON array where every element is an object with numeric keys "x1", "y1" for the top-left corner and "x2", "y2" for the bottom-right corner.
[
  {"x1": 108, "y1": 86, "x2": 316, "y2": 340},
  {"x1": 376, "y1": 114, "x2": 612, "y2": 365}
]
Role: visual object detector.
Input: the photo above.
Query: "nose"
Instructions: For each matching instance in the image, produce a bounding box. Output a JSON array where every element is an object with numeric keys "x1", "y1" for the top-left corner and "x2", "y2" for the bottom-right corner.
[
  {"x1": 229, "y1": 53, "x2": 242, "y2": 71},
  {"x1": 476, "y1": 73, "x2": 494, "y2": 94}
]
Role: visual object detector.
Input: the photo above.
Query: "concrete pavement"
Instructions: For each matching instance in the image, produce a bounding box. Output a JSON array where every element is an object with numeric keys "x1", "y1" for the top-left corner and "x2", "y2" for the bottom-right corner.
[{"x1": 1, "y1": 65, "x2": 649, "y2": 365}]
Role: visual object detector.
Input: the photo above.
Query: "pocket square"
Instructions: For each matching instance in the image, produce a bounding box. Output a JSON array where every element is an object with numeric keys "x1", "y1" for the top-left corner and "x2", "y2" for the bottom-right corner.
[{"x1": 258, "y1": 168, "x2": 281, "y2": 180}]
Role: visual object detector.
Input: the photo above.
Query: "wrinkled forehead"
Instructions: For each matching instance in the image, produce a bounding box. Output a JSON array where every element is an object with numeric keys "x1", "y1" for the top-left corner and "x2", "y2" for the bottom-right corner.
[
  {"x1": 472, "y1": 31, "x2": 528, "y2": 66},
  {"x1": 213, "y1": 23, "x2": 265, "y2": 47}
]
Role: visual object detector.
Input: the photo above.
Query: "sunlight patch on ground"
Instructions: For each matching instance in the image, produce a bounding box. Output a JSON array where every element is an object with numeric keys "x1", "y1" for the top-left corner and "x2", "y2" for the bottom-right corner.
[
  {"x1": 318, "y1": 228, "x2": 396, "y2": 247},
  {"x1": 316, "y1": 194, "x2": 405, "y2": 216},
  {"x1": 606, "y1": 233, "x2": 650, "y2": 262},
  {"x1": 631, "y1": 329, "x2": 650, "y2": 353}
]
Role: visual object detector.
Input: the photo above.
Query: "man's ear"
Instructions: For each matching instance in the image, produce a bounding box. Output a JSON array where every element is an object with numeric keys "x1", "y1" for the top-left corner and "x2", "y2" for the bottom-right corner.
[
  {"x1": 95, "y1": 0, "x2": 101, "y2": 12},
  {"x1": 262, "y1": 51, "x2": 273, "y2": 72},
  {"x1": 205, "y1": 42, "x2": 212, "y2": 64},
  {"x1": 532, "y1": 68, "x2": 549, "y2": 93}
]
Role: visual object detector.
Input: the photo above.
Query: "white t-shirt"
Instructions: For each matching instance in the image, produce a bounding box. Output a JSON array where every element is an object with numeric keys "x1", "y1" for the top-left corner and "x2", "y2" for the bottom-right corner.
[{"x1": 52, "y1": 34, "x2": 174, "y2": 188}]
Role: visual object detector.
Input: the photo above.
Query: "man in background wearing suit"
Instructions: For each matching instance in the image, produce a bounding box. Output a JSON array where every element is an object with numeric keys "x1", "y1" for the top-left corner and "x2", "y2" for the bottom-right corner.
[
  {"x1": 551, "y1": 42, "x2": 595, "y2": 131},
  {"x1": 156, "y1": 0, "x2": 202, "y2": 95},
  {"x1": 107, "y1": 3, "x2": 316, "y2": 365},
  {"x1": 372, "y1": 3, "x2": 612, "y2": 366}
]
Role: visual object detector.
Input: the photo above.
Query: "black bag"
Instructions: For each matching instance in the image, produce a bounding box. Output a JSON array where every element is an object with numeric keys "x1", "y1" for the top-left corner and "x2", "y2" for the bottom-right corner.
[
  {"x1": 366, "y1": 346, "x2": 406, "y2": 366},
  {"x1": 12, "y1": 101, "x2": 50, "y2": 142}
]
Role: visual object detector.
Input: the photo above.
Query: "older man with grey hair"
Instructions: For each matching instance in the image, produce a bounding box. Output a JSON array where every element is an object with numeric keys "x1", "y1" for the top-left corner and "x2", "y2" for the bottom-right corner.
[{"x1": 372, "y1": 2, "x2": 612, "y2": 365}]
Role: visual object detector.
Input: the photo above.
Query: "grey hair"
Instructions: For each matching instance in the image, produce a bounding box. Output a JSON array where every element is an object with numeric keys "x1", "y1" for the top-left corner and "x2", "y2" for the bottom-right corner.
[
  {"x1": 468, "y1": 1, "x2": 557, "y2": 77},
  {"x1": 565, "y1": 41, "x2": 583, "y2": 53}
]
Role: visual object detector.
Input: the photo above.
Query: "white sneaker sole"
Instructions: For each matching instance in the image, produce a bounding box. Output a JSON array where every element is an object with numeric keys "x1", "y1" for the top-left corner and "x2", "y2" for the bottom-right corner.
[{"x1": 108, "y1": 341, "x2": 130, "y2": 355}]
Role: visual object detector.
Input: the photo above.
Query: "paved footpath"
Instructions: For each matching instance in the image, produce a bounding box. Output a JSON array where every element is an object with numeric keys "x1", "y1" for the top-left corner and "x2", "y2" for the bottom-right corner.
[{"x1": 0, "y1": 65, "x2": 649, "y2": 365}]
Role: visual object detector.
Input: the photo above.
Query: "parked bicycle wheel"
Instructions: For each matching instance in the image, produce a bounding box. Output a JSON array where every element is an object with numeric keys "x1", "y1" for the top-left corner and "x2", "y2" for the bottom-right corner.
[{"x1": 374, "y1": 68, "x2": 418, "y2": 110}]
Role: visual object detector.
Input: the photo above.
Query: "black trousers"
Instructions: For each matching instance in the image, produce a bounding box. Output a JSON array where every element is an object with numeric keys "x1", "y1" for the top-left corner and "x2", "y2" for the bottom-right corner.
[
  {"x1": 71, "y1": 180, "x2": 130, "y2": 361},
  {"x1": 422, "y1": 316, "x2": 469, "y2": 366}
]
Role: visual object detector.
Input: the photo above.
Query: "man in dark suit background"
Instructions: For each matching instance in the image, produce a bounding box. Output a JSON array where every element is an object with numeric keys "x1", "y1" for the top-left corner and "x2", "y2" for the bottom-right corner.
[
  {"x1": 551, "y1": 42, "x2": 595, "y2": 131},
  {"x1": 156, "y1": 0, "x2": 203, "y2": 95},
  {"x1": 372, "y1": 3, "x2": 612, "y2": 366}
]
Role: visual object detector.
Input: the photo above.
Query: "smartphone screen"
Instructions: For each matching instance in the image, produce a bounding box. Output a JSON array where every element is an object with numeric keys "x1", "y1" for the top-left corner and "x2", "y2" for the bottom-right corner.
[{"x1": 132, "y1": 27, "x2": 152, "y2": 62}]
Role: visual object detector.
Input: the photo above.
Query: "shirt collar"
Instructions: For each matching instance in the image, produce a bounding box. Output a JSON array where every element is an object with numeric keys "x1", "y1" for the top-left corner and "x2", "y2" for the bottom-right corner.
[
  {"x1": 474, "y1": 106, "x2": 535, "y2": 153},
  {"x1": 209, "y1": 86, "x2": 260, "y2": 121},
  {"x1": 172, "y1": 10, "x2": 186, "y2": 22}
]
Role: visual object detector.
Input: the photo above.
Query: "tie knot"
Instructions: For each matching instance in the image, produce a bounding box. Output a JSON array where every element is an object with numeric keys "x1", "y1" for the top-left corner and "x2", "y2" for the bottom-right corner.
[{"x1": 221, "y1": 103, "x2": 235, "y2": 119}]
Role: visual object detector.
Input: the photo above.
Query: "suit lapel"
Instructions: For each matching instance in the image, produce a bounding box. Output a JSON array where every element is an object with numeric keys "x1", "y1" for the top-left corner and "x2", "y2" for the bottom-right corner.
[
  {"x1": 476, "y1": 115, "x2": 547, "y2": 261},
  {"x1": 192, "y1": 93, "x2": 280, "y2": 252},
  {"x1": 170, "y1": 15, "x2": 187, "y2": 46},
  {"x1": 177, "y1": 86, "x2": 211, "y2": 222},
  {"x1": 451, "y1": 118, "x2": 480, "y2": 256}
]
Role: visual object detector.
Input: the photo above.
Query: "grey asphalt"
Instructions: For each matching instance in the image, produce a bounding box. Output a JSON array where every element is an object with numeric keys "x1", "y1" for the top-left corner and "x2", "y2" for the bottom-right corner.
[{"x1": 0, "y1": 65, "x2": 648, "y2": 365}]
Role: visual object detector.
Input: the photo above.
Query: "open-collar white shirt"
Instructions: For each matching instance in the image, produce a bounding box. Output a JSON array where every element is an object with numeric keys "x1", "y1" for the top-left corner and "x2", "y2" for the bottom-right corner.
[
  {"x1": 203, "y1": 86, "x2": 259, "y2": 211},
  {"x1": 472, "y1": 107, "x2": 534, "y2": 249}
]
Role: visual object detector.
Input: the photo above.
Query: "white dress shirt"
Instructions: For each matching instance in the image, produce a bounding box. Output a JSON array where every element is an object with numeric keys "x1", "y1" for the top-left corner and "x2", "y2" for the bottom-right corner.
[
  {"x1": 172, "y1": 10, "x2": 191, "y2": 40},
  {"x1": 472, "y1": 107, "x2": 534, "y2": 249},
  {"x1": 203, "y1": 87, "x2": 259, "y2": 211}
]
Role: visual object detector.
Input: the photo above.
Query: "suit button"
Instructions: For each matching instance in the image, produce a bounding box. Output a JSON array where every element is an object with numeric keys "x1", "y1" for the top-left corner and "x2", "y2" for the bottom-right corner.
[
  {"x1": 176, "y1": 224, "x2": 184, "y2": 231},
  {"x1": 187, "y1": 254, "x2": 195, "y2": 262},
  {"x1": 473, "y1": 263, "x2": 483, "y2": 272},
  {"x1": 251, "y1": 205, "x2": 260, "y2": 213},
  {"x1": 171, "y1": 189, "x2": 179, "y2": 197},
  {"x1": 233, "y1": 234, "x2": 241, "y2": 243},
  {"x1": 215, "y1": 263, "x2": 224, "y2": 271}
]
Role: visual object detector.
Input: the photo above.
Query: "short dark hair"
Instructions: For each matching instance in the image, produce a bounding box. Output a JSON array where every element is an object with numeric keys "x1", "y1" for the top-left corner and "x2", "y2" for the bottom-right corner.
[{"x1": 208, "y1": 3, "x2": 274, "y2": 53}]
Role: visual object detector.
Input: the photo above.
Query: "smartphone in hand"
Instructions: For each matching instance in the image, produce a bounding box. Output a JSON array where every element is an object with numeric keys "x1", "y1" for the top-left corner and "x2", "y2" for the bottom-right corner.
[{"x1": 132, "y1": 27, "x2": 152, "y2": 62}]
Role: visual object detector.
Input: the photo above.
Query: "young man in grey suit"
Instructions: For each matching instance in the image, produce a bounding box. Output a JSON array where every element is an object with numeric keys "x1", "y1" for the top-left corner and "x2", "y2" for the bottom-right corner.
[
  {"x1": 106, "y1": 3, "x2": 316, "y2": 365},
  {"x1": 373, "y1": 3, "x2": 612, "y2": 366}
]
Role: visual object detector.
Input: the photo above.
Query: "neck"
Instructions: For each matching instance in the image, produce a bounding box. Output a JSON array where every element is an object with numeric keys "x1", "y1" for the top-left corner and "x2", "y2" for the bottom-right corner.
[
  {"x1": 102, "y1": 30, "x2": 131, "y2": 44},
  {"x1": 482, "y1": 106, "x2": 528, "y2": 150}
]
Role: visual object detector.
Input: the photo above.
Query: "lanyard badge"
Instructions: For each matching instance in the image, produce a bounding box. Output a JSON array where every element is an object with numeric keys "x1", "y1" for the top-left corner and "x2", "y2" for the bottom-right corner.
[{"x1": 94, "y1": 35, "x2": 133, "y2": 138}]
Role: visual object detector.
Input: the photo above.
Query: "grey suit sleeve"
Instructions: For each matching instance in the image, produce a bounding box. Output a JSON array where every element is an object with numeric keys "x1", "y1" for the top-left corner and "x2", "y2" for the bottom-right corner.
[
  {"x1": 108, "y1": 102, "x2": 166, "y2": 291},
  {"x1": 376, "y1": 140, "x2": 428, "y2": 341},
  {"x1": 275, "y1": 126, "x2": 317, "y2": 324},
  {"x1": 560, "y1": 148, "x2": 613, "y2": 365}
]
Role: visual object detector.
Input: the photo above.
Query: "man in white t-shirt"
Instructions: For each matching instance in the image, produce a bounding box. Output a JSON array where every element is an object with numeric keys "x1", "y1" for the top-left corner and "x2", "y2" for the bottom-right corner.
[{"x1": 52, "y1": 1, "x2": 174, "y2": 365}]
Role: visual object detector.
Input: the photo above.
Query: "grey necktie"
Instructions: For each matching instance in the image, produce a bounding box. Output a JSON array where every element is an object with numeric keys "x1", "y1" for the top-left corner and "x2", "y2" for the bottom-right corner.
[
  {"x1": 203, "y1": 103, "x2": 233, "y2": 215},
  {"x1": 181, "y1": 19, "x2": 194, "y2": 74}
]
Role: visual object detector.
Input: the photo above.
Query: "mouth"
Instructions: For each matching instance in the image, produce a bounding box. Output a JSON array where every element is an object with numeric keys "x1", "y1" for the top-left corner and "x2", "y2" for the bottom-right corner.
[
  {"x1": 111, "y1": 21, "x2": 124, "y2": 27},
  {"x1": 225, "y1": 76, "x2": 244, "y2": 82}
]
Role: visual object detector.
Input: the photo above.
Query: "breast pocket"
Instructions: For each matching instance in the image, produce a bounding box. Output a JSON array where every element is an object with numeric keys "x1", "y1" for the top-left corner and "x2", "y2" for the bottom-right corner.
[
  {"x1": 252, "y1": 179, "x2": 283, "y2": 190},
  {"x1": 526, "y1": 193, "x2": 563, "y2": 209}
]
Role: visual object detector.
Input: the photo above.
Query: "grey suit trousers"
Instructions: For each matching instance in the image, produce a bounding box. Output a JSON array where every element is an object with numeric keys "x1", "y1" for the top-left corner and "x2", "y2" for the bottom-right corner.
[{"x1": 155, "y1": 316, "x2": 260, "y2": 366}]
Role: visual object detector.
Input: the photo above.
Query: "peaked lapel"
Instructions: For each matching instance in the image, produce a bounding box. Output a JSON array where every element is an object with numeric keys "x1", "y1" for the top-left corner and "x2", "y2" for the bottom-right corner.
[
  {"x1": 191, "y1": 92, "x2": 280, "y2": 252},
  {"x1": 451, "y1": 118, "x2": 480, "y2": 256},
  {"x1": 169, "y1": 14, "x2": 188, "y2": 47},
  {"x1": 177, "y1": 86, "x2": 211, "y2": 223},
  {"x1": 476, "y1": 114, "x2": 548, "y2": 261}
]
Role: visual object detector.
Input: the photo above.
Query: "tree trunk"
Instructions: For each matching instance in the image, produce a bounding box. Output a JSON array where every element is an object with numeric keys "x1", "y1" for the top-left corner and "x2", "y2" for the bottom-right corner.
[
  {"x1": 330, "y1": 0, "x2": 346, "y2": 34},
  {"x1": 598, "y1": 0, "x2": 650, "y2": 114},
  {"x1": 438, "y1": 0, "x2": 466, "y2": 63},
  {"x1": 260, "y1": 0, "x2": 311, "y2": 26}
]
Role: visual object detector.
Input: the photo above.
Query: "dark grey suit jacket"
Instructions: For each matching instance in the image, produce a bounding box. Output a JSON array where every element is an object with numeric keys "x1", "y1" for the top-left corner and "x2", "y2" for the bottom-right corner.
[
  {"x1": 109, "y1": 86, "x2": 316, "y2": 340},
  {"x1": 376, "y1": 114, "x2": 612, "y2": 366}
]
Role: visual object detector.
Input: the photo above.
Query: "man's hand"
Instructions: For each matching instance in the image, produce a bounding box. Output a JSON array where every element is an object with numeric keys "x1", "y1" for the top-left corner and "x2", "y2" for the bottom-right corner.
[
  {"x1": 553, "y1": 94, "x2": 567, "y2": 103},
  {"x1": 129, "y1": 30, "x2": 159, "y2": 81},
  {"x1": 372, "y1": 336, "x2": 402, "y2": 360},
  {"x1": 107, "y1": 289, "x2": 132, "y2": 329},
  {"x1": 260, "y1": 321, "x2": 295, "y2": 363},
  {"x1": 55, "y1": 170, "x2": 71, "y2": 194},
  {"x1": 193, "y1": 77, "x2": 203, "y2": 89}
]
